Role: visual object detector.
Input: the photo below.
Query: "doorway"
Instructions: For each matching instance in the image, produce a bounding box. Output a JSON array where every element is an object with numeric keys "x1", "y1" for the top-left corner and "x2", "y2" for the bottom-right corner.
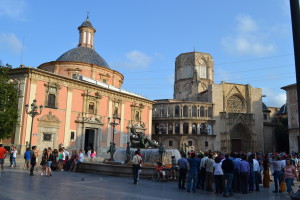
[
  {"x1": 231, "y1": 139, "x2": 241, "y2": 152},
  {"x1": 84, "y1": 129, "x2": 95, "y2": 154}
]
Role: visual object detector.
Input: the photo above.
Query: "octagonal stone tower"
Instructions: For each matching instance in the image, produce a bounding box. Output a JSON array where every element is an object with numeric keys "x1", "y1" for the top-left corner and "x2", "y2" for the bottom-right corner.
[{"x1": 174, "y1": 52, "x2": 214, "y2": 101}]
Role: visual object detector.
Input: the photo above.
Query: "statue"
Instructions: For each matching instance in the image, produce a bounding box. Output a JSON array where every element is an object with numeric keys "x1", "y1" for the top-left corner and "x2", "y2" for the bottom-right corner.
[
  {"x1": 107, "y1": 142, "x2": 116, "y2": 161},
  {"x1": 158, "y1": 143, "x2": 165, "y2": 163},
  {"x1": 130, "y1": 124, "x2": 158, "y2": 148},
  {"x1": 125, "y1": 142, "x2": 131, "y2": 163}
]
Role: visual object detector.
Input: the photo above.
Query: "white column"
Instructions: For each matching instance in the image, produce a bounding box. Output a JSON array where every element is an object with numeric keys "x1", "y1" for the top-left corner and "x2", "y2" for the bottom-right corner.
[
  {"x1": 25, "y1": 79, "x2": 37, "y2": 146},
  {"x1": 83, "y1": 31, "x2": 87, "y2": 43},
  {"x1": 63, "y1": 87, "x2": 73, "y2": 147},
  {"x1": 120, "y1": 103, "x2": 125, "y2": 147},
  {"x1": 107, "y1": 100, "x2": 113, "y2": 147},
  {"x1": 88, "y1": 32, "x2": 91, "y2": 45},
  {"x1": 148, "y1": 108, "x2": 152, "y2": 139}
]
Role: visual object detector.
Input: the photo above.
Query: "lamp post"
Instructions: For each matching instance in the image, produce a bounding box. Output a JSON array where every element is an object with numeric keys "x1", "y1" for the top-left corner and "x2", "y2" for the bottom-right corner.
[
  {"x1": 25, "y1": 99, "x2": 43, "y2": 149},
  {"x1": 107, "y1": 116, "x2": 121, "y2": 161},
  {"x1": 108, "y1": 116, "x2": 121, "y2": 144}
]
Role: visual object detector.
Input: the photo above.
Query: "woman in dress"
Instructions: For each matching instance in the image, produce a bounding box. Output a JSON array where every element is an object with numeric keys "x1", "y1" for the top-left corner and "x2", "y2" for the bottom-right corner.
[
  {"x1": 284, "y1": 159, "x2": 297, "y2": 196},
  {"x1": 263, "y1": 154, "x2": 270, "y2": 188},
  {"x1": 46, "y1": 147, "x2": 53, "y2": 176},
  {"x1": 40, "y1": 148, "x2": 47, "y2": 176}
]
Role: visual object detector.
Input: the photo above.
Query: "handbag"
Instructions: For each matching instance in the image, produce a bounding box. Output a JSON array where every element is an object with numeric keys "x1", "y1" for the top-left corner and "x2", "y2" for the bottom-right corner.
[{"x1": 279, "y1": 181, "x2": 286, "y2": 192}]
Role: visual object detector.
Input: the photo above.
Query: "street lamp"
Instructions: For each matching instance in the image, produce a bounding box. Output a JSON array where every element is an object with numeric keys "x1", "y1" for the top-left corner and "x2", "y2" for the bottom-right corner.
[
  {"x1": 108, "y1": 116, "x2": 121, "y2": 144},
  {"x1": 25, "y1": 99, "x2": 43, "y2": 149}
]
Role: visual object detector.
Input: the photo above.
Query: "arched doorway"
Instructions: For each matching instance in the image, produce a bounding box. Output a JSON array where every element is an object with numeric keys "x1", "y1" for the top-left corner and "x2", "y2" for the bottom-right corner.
[{"x1": 230, "y1": 123, "x2": 252, "y2": 152}]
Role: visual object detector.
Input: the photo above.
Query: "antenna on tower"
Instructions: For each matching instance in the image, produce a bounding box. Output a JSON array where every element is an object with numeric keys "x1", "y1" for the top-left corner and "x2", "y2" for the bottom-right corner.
[
  {"x1": 20, "y1": 36, "x2": 25, "y2": 66},
  {"x1": 87, "y1": 11, "x2": 90, "y2": 20}
]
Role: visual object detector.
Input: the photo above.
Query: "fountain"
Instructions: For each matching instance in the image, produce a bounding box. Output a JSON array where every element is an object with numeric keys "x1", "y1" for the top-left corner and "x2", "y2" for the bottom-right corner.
[
  {"x1": 77, "y1": 125, "x2": 181, "y2": 177},
  {"x1": 113, "y1": 148, "x2": 181, "y2": 166}
]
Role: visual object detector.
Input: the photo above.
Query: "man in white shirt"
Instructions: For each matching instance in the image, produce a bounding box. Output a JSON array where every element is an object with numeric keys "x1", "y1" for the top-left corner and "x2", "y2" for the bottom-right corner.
[
  {"x1": 11, "y1": 147, "x2": 17, "y2": 167},
  {"x1": 73, "y1": 150, "x2": 84, "y2": 172},
  {"x1": 253, "y1": 155, "x2": 260, "y2": 191},
  {"x1": 132, "y1": 151, "x2": 142, "y2": 184}
]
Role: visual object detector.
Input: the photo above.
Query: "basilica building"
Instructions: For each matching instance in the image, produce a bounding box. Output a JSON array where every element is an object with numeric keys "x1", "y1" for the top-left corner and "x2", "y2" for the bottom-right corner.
[
  {"x1": 6, "y1": 17, "x2": 154, "y2": 155},
  {"x1": 152, "y1": 52, "x2": 264, "y2": 153}
]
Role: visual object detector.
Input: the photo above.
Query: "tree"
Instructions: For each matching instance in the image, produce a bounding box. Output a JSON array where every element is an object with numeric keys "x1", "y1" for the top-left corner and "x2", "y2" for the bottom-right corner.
[
  {"x1": 0, "y1": 64, "x2": 21, "y2": 140},
  {"x1": 274, "y1": 117, "x2": 289, "y2": 153}
]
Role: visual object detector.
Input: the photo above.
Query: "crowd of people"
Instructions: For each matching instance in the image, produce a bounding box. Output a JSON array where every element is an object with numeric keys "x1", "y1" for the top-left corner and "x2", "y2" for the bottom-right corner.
[
  {"x1": 0, "y1": 144, "x2": 86, "y2": 176},
  {"x1": 176, "y1": 151, "x2": 298, "y2": 197}
]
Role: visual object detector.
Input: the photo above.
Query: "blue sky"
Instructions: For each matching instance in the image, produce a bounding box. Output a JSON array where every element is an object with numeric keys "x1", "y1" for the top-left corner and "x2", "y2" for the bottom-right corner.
[{"x1": 0, "y1": 0, "x2": 295, "y2": 107}]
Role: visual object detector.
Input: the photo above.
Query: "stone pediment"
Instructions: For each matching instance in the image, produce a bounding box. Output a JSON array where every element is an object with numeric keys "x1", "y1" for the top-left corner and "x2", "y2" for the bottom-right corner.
[
  {"x1": 226, "y1": 85, "x2": 244, "y2": 99},
  {"x1": 228, "y1": 113, "x2": 254, "y2": 127},
  {"x1": 38, "y1": 111, "x2": 61, "y2": 123}
]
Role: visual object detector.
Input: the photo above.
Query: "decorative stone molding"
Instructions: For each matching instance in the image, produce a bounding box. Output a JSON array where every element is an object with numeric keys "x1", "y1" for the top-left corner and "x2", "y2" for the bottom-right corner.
[
  {"x1": 44, "y1": 82, "x2": 62, "y2": 109},
  {"x1": 75, "y1": 113, "x2": 103, "y2": 125},
  {"x1": 38, "y1": 111, "x2": 61, "y2": 123}
]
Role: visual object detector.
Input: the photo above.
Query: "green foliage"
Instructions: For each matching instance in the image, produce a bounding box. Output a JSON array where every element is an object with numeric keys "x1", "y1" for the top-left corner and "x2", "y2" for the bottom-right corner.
[
  {"x1": 274, "y1": 117, "x2": 289, "y2": 153},
  {"x1": 0, "y1": 64, "x2": 21, "y2": 140}
]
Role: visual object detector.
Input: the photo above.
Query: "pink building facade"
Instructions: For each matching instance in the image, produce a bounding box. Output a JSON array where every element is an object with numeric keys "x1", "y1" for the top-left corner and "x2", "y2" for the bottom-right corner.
[{"x1": 7, "y1": 17, "x2": 154, "y2": 155}]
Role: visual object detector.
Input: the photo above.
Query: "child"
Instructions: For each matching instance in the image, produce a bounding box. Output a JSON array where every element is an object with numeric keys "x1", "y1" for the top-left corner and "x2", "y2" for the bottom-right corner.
[{"x1": 156, "y1": 161, "x2": 166, "y2": 181}]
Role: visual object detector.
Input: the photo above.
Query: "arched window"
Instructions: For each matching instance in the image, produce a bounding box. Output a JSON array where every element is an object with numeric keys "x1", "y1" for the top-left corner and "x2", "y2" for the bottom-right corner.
[
  {"x1": 161, "y1": 124, "x2": 166, "y2": 135},
  {"x1": 200, "y1": 106, "x2": 205, "y2": 117},
  {"x1": 113, "y1": 107, "x2": 118, "y2": 118},
  {"x1": 175, "y1": 123, "x2": 180, "y2": 134},
  {"x1": 168, "y1": 123, "x2": 173, "y2": 134},
  {"x1": 192, "y1": 105, "x2": 197, "y2": 117},
  {"x1": 227, "y1": 95, "x2": 245, "y2": 113},
  {"x1": 192, "y1": 123, "x2": 197, "y2": 134},
  {"x1": 183, "y1": 105, "x2": 188, "y2": 117},
  {"x1": 183, "y1": 123, "x2": 189, "y2": 134},
  {"x1": 155, "y1": 123, "x2": 159, "y2": 134},
  {"x1": 88, "y1": 102, "x2": 94, "y2": 114},
  {"x1": 208, "y1": 107, "x2": 213, "y2": 118},
  {"x1": 200, "y1": 123, "x2": 206, "y2": 134},
  {"x1": 175, "y1": 105, "x2": 180, "y2": 117},
  {"x1": 207, "y1": 124, "x2": 212, "y2": 135},
  {"x1": 168, "y1": 106, "x2": 173, "y2": 117},
  {"x1": 160, "y1": 106, "x2": 165, "y2": 116}
]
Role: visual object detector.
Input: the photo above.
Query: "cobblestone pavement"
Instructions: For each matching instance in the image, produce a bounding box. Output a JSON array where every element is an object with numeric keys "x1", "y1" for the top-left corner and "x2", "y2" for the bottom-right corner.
[{"x1": 0, "y1": 161, "x2": 298, "y2": 200}]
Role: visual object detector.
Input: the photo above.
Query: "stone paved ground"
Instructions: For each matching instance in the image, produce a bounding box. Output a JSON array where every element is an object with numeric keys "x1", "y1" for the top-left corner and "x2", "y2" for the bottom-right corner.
[{"x1": 0, "y1": 161, "x2": 298, "y2": 200}]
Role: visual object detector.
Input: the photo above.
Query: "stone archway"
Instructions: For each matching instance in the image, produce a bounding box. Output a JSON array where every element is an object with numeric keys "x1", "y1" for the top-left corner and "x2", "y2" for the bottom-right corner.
[{"x1": 230, "y1": 123, "x2": 252, "y2": 152}]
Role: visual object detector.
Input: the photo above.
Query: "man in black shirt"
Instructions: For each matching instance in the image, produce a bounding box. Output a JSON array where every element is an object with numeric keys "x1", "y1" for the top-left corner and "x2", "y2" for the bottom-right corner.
[
  {"x1": 30, "y1": 146, "x2": 36, "y2": 176},
  {"x1": 222, "y1": 154, "x2": 234, "y2": 197}
]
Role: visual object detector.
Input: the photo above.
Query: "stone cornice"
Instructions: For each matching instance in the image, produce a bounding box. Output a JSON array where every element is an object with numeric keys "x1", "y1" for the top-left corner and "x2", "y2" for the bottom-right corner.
[{"x1": 9, "y1": 67, "x2": 154, "y2": 105}]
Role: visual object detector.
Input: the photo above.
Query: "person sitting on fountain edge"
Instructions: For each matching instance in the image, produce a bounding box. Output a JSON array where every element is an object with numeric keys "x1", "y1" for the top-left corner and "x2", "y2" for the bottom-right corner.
[{"x1": 156, "y1": 161, "x2": 167, "y2": 181}]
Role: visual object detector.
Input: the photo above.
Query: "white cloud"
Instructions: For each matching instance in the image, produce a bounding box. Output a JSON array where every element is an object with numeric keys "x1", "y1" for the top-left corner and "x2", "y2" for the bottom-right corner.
[
  {"x1": 117, "y1": 50, "x2": 152, "y2": 69},
  {"x1": 0, "y1": 33, "x2": 23, "y2": 54},
  {"x1": 262, "y1": 88, "x2": 286, "y2": 107},
  {"x1": 0, "y1": 0, "x2": 27, "y2": 20},
  {"x1": 221, "y1": 14, "x2": 276, "y2": 56}
]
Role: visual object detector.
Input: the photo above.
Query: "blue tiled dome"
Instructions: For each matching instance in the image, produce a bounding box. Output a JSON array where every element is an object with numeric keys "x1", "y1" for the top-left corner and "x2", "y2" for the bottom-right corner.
[
  {"x1": 56, "y1": 47, "x2": 110, "y2": 68},
  {"x1": 277, "y1": 104, "x2": 287, "y2": 115}
]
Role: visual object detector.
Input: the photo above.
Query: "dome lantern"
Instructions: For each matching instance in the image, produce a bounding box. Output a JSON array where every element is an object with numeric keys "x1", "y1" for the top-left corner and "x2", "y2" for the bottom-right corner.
[{"x1": 78, "y1": 15, "x2": 96, "y2": 49}]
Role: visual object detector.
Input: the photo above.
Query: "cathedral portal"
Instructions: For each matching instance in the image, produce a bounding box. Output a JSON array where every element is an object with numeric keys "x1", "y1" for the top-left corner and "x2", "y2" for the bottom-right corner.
[{"x1": 230, "y1": 123, "x2": 252, "y2": 152}]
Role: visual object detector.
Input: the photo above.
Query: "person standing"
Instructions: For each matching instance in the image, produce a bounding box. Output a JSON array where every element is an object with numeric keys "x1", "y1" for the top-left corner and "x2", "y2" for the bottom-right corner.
[
  {"x1": 34, "y1": 146, "x2": 39, "y2": 172},
  {"x1": 10, "y1": 147, "x2": 17, "y2": 168},
  {"x1": 213, "y1": 156, "x2": 224, "y2": 194},
  {"x1": 205, "y1": 154, "x2": 215, "y2": 192},
  {"x1": 132, "y1": 151, "x2": 142, "y2": 184},
  {"x1": 46, "y1": 147, "x2": 53, "y2": 177},
  {"x1": 239, "y1": 154, "x2": 250, "y2": 194},
  {"x1": 170, "y1": 156, "x2": 177, "y2": 180},
  {"x1": 23, "y1": 147, "x2": 31, "y2": 170},
  {"x1": 232, "y1": 154, "x2": 241, "y2": 193},
  {"x1": 222, "y1": 154, "x2": 234, "y2": 197},
  {"x1": 262, "y1": 154, "x2": 270, "y2": 188},
  {"x1": 270, "y1": 156, "x2": 284, "y2": 193},
  {"x1": 30, "y1": 146, "x2": 37, "y2": 176},
  {"x1": 177, "y1": 153, "x2": 189, "y2": 189},
  {"x1": 284, "y1": 159, "x2": 298, "y2": 196},
  {"x1": 199, "y1": 152, "x2": 209, "y2": 189},
  {"x1": 137, "y1": 148, "x2": 143, "y2": 181},
  {"x1": 0, "y1": 144, "x2": 7, "y2": 172},
  {"x1": 253, "y1": 155, "x2": 261, "y2": 191},
  {"x1": 187, "y1": 152, "x2": 200, "y2": 193}
]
